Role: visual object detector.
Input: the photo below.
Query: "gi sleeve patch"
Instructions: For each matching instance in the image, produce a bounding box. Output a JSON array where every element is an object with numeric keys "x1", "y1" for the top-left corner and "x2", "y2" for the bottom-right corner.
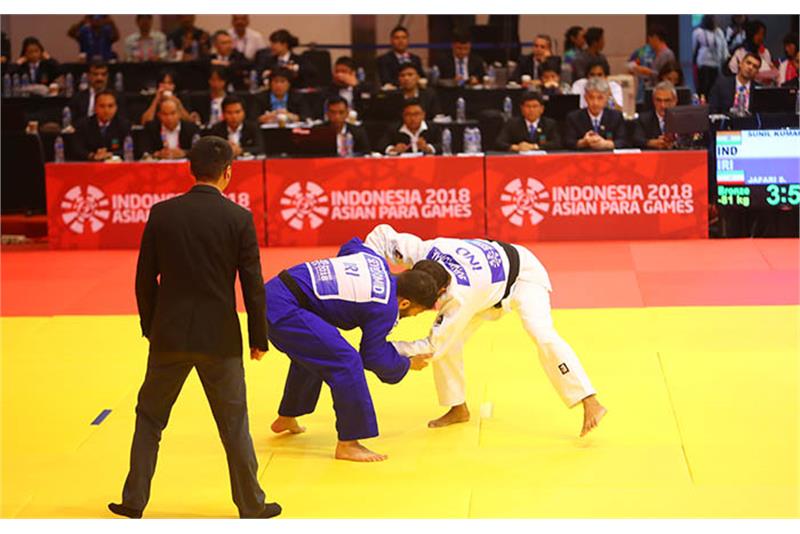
[{"x1": 558, "y1": 363, "x2": 570, "y2": 375}]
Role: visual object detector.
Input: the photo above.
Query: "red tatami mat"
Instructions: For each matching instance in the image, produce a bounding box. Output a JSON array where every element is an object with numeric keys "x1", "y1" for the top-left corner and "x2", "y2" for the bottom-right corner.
[{"x1": 1, "y1": 239, "x2": 797, "y2": 317}]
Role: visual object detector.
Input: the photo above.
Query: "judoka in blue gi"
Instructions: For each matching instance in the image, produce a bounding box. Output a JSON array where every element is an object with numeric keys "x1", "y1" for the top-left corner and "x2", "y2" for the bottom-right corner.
[{"x1": 265, "y1": 237, "x2": 439, "y2": 462}]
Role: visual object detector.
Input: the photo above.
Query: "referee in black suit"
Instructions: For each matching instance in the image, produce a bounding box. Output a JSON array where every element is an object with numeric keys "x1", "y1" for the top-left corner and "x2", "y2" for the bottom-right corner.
[{"x1": 109, "y1": 136, "x2": 280, "y2": 519}]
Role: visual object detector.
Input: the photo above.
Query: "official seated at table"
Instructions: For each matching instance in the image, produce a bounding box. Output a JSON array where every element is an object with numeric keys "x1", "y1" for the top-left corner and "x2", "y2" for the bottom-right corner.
[
  {"x1": 139, "y1": 69, "x2": 192, "y2": 125},
  {"x1": 709, "y1": 52, "x2": 762, "y2": 114},
  {"x1": 512, "y1": 34, "x2": 557, "y2": 88},
  {"x1": 140, "y1": 96, "x2": 200, "y2": 159},
  {"x1": 632, "y1": 80, "x2": 678, "y2": 150},
  {"x1": 71, "y1": 90, "x2": 131, "y2": 161},
  {"x1": 434, "y1": 29, "x2": 485, "y2": 87},
  {"x1": 69, "y1": 60, "x2": 126, "y2": 121},
  {"x1": 539, "y1": 58, "x2": 572, "y2": 96},
  {"x1": 14, "y1": 37, "x2": 61, "y2": 86},
  {"x1": 380, "y1": 98, "x2": 441, "y2": 155},
  {"x1": 253, "y1": 29, "x2": 306, "y2": 88},
  {"x1": 205, "y1": 95, "x2": 263, "y2": 156},
  {"x1": 377, "y1": 25, "x2": 424, "y2": 87},
  {"x1": 564, "y1": 77, "x2": 627, "y2": 150},
  {"x1": 208, "y1": 30, "x2": 249, "y2": 89},
  {"x1": 187, "y1": 66, "x2": 230, "y2": 127},
  {"x1": 252, "y1": 68, "x2": 310, "y2": 124},
  {"x1": 324, "y1": 96, "x2": 371, "y2": 154},
  {"x1": 397, "y1": 63, "x2": 442, "y2": 118},
  {"x1": 323, "y1": 56, "x2": 372, "y2": 115},
  {"x1": 495, "y1": 92, "x2": 561, "y2": 152}
]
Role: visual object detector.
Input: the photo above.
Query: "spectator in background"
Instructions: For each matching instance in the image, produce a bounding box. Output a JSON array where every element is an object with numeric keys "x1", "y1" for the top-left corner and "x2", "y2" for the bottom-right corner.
[
  {"x1": 72, "y1": 90, "x2": 131, "y2": 161},
  {"x1": 564, "y1": 77, "x2": 627, "y2": 150},
  {"x1": 252, "y1": 68, "x2": 309, "y2": 124},
  {"x1": 571, "y1": 58, "x2": 623, "y2": 111},
  {"x1": 629, "y1": 25, "x2": 675, "y2": 96},
  {"x1": 324, "y1": 96, "x2": 371, "y2": 154},
  {"x1": 228, "y1": 15, "x2": 265, "y2": 61},
  {"x1": 68, "y1": 15, "x2": 119, "y2": 62},
  {"x1": 513, "y1": 34, "x2": 556, "y2": 87},
  {"x1": 397, "y1": 63, "x2": 442, "y2": 118},
  {"x1": 381, "y1": 99, "x2": 441, "y2": 155},
  {"x1": 168, "y1": 15, "x2": 210, "y2": 61},
  {"x1": 539, "y1": 58, "x2": 571, "y2": 95},
  {"x1": 657, "y1": 60, "x2": 685, "y2": 87},
  {"x1": 69, "y1": 60, "x2": 125, "y2": 120},
  {"x1": 139, "y1": 69, "x2": 192, "y2": 125},
  {"x1": 709, "y1": 52, "x2": 762, "y2": 114},
  {"x1": 1, "y1": 32, "x2": 10, "y2": 64},
  {"x1": 124, "y1": 15, "x2": 167, "y2": 62},
  {"x1": 563, "y1": 26, "x2": 585, "y2": 66},
  {"x1": 325, "y1": 56, "x2": 372, "y2": 116},
  {"x1": 728, "y1": 20, "x2": 777, "y2": 84},
  {"x1": 15, "y1": 37, "x2": 60, "y2": 86},
  {"x1": 377, "y1": 26, "x2": 424, "y2": 88},
  {"x1": 692, "y1": 15, "x2": 729, "y2": 100},
  {"x1": 725, "y1": 15, "x2": 748, "y2": 53},
  {"x1": 633, "y1": 81, "x2": 678, "y2": 150},
  {"x1": 188, "y1": 66, "x2": 229, "y2": 127},
  {"x1": 777, "y1": 33, "x2": 798, "y2": 86},
  {"x1": 434, "y1": 29, "x2": 485, "y2": 87},
  {"x1": 626, "y1": 40, "x2": 655, "y2": 102},
  {"x1": 141, "y1": 96, "x2": 200, "y2": 159},
  {"x1": 495, "y1": 92, "x2": 561, "y2": 152},
  {"x1": 206, "y1": 95, "x2": 263, "y2": 156},
  {"x1": 253, "y1": 29, "x2": 305, "y2": 87},
  {"x1": 781, "y1": 51, "x2": 799, "y2": 88},
  {"x1": 572, "y1": 26, "x2": 609, "y2": 81},
  {"x1": 209, "y1": 30, "x2": 248, "y2": 88}
]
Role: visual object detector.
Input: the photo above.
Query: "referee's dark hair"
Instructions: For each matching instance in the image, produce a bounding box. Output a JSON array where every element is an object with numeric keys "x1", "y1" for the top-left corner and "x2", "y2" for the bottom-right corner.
[
  {"x1": 412, "y1": 260, "x2": 451, "y2": 293},
  {"x1": 396, "y1": 270, "x2": 440, "y2": 309},
  {"x1": 189, "y1": 136, "x2": 234, "y2": 182},
  {"x1": 221, "y1": 94, "x2": 245, "y2": 112}
]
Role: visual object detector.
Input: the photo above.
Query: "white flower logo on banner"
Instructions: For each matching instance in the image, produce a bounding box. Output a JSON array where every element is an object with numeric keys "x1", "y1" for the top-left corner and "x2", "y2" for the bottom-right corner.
[
  {"x1": 280, "y1": 181, "x2": 330, "y2": 230},
  {"x1": 61, "y1": 185, "x2": 111, "y2": 234},
  {"x1": 500, "y1": 177, "x2": 550, "y2": 227}
]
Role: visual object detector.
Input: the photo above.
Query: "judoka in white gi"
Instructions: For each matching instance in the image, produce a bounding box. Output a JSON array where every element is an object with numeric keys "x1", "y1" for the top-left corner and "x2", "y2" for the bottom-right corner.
[{"x1": 365, "y1": 224, "x2": 607, "y2": 436}]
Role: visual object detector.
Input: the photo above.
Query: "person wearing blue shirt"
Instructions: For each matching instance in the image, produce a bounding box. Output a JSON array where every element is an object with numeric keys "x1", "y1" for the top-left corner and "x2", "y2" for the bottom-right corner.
[
  {"x1": 68, "y1": 15, "x2": 119, "y2": 62},
  {"x1": 266, "y1": 238, "x2": 439, "y2": 462},
  {"x1": 252, "y1": 67, "x2": 310, "y2": 124}
]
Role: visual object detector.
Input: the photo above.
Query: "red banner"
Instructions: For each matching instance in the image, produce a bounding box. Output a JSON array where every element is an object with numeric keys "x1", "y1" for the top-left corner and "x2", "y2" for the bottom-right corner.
[
  {"x1": 46, "y1": 161, "x2": 265, "y2": 249},
  {"x1": 485, "y1": 151, "x2": 708, "y2": 241},
  {"x1": 265, "y1": 156, "x2": 485, "y2": 246}
]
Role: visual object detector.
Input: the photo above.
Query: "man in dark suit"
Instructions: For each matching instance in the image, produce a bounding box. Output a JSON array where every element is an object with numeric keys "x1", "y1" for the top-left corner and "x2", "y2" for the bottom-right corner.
[
  {"x1": 397, "y1": 63, "x2": 442, "y2": 118},
  {"x1": 323, "y1": 56, "x2": 373, "y2": 116},
  {"x1": 632, "y1": 80, "x2": 678, "y2": 149},
  {"x1": 564, "y1": 77, "x2": 627, "y2": 150},
  {"x1": 324, "y1": 96, "x2": 371, "y2": 154},
  {"x1": 108, "y1": 136, "x2": 280, "y2": 519},
  {"x1": 513, "y1": 34, "x2": 560, "y2": 86},
  {"x1": 377, "y1": 26, "x2": 424, "y2": 87},
  {"x1": 207, "y1": 95, "x2": 264, "y2": 156},
  {"x1": 15, "y1": 37, "x2": 61, "y2": 85},
  {"x1": 71, "y1": 90, "x2": 131, "y2": 160},
  {"x1": 380, "y1": 99, "x2": 441, "y2": 155},
  {"x1": 496, "y1": 92, "x2": 561, "y2": 151},
  {"x1": 709, "y1": 52, "x2": 762, "y2": 114},
  {"x1": 186, "y1": 66, "x2": 230, "y2": 127},
  {"x1": 434, "y1": 30, "x2": 485, "y2": 86},
  {"x1": 251, "y1": 68, "x2": 310, "y2": 123},
  {"x1": 208, "y1": 31, "x2": 250, "y2": 90},
  {"x1": 69, "y1": 60, "x2": 126, "y2": 120},
  {"x1": 140, "y1": 96, "x2": 201, "y2": 159}
]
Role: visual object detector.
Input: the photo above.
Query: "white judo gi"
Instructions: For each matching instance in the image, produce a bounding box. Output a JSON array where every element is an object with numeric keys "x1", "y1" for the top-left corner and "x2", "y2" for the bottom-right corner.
[{"x1": 365, "y1": 224, "x2": 596, "y2": 408}]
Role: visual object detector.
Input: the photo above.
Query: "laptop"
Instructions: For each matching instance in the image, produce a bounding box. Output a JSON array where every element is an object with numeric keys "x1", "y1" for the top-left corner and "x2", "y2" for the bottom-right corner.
[
  {"x1": 287, "y1": 124, "x2": 337, "y2": 156},
  {"x1": 750, "y1": 87, "x2": 798, "y2": 113},
  {"x1": 542, "y1": 94, "x2": 579, "y2": 121},
  {"x1": 364, "y1": 91, "x2": 405, "y2": 121},
  {"x1": 665, "y1": 104, "x2": 709, "y2": 135}
]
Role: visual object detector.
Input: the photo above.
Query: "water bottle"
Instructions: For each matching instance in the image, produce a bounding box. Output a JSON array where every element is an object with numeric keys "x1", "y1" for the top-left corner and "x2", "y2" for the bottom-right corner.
[
  {"x1": 463, "y1": 127, "x2": 473, "y2": 153},
  {"x1": 114, "y1": 72, "x2": 124, "y2": 93},
  {"x1": 796, "y1": 89, "x2": 800, "y2": 116},
  {"x1": 735, "y1": 86, "x2": 747, "y2": 116},
  {"x1": 456, "y1": 97, "x2": 466, "y2": 122},
  {"x1": 65, "y1": 72, "x2": 74, "y2": 98},
  {"x1": 3, "y1": 74, "x2": 11, "y2": 97},
  {"x1": 54, "y1": 135, "x2": 65, "y2": 163},
  {"x1": 473, "y1": 127, "x2": 482, "y2": 153},
  {"x1": 227, "y1": 82, "x2": 235, "y2": 93},
  {"x1": 191, "y1": 133, "x2": 200, "y2": 147},
  {"x1": 79, "y1": 72, "x2": 89, "y2": 91},
  {"x1": 123, "y1": 135, "x2": 134, "y2": 162},
  {"x1": 441, "y1": 127, "x2": 452, "y2": 155},
  {"x1": 210, "y1": 104, "x2": 220, "y2": 126},
  {"x1": 691, "y1": 93, "x2": 700, "y2": 106},
  {"x1": 249, "y1": 70, "x2": 259, "y2": 93},
  {"x1": 502, "y1": 96, "x2": 513, "y2": 120},
  {"x1": 21, "y1": 73, "x2": 30, "y2": 95},
  {"x1": 337, "y1": 132, "x2": 345, "y2": 156},
  {"x1": 486, "y1": 65, "x2": 496, "y2": 88},
  {"x1": 62, "y1": 106, "x2": 72, "y2": 130},
  {"x1": 357, "y1": 67, "x2": 366, "y2": 84},
  {"x1": 191, "y1": 40, "x2": 199, "y2": 59},
  {"x1": 345, "y1": 131, "x2": 354, "y2": 156},
  {"x1": 430, "y1": 65, "x2": 440, "y2": 86},
  {"x1": 11, "y1": 73, "x2": 20, "y2": 96}
]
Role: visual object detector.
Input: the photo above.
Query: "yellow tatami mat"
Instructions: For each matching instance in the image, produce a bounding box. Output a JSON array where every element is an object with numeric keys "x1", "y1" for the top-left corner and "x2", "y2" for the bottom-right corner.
[{"x1": 1, "y1": 306, "x2": 798, "y2": 518}]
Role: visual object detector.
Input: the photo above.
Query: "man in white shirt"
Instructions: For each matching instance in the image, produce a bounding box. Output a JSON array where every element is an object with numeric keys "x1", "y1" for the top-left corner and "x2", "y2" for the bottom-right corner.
[
  {"x1": 364, "y1": 224, "x2": 607, "y2": 436},
  {"x1": 229, "y1": 15, "x2": 265, "y2": 60},
  {"x1": 124, "y1": 15, "x2": 167, "y2": 62},
  {"x1": 381, "y1": 99, "x2": 440, "y2": 156}
]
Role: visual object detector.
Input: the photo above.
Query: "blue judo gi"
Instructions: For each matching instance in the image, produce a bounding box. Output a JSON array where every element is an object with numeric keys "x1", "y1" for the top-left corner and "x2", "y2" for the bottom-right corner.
[{"x1": 264, "y1": 238, "x2": 411, "y2": 441}]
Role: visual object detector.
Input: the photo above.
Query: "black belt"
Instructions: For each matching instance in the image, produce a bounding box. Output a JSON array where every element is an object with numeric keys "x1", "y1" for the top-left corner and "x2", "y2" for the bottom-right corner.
[
  {"x1": 278, "y1": 270, "x2": 312, "y2": 310},
  {"x1": 493, "y1": 240, "x2": 520, "y2": 308}
]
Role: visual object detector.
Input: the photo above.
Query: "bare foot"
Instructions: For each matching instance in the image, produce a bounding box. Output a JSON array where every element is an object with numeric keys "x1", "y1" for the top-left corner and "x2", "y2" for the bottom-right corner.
[
  {"x1": 580, "y1": 395, "x2": 607, "y2": 437},
  {"x1": 428, "y1": 403, "x2": 470, "y2": 428},
  {"x1": 335, "y1": 440, "x2": 387, "y2": 462},
  {"x1": 270, "y1": 416, "x2": 306, "y2": 434}
]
